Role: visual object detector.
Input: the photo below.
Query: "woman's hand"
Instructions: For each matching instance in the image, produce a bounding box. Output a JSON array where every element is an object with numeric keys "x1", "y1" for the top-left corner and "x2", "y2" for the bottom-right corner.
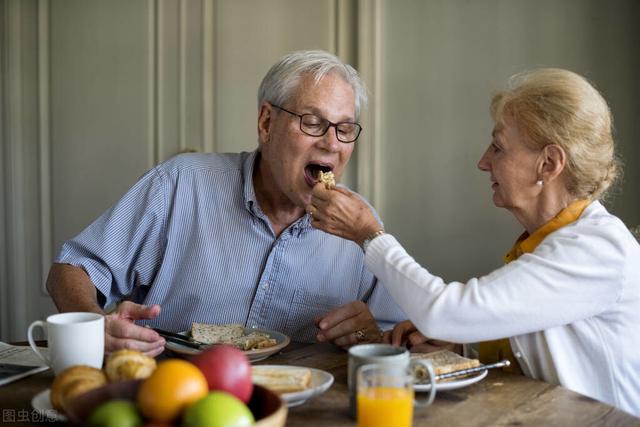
[
  {"x1": 387, "y1": 320, "x2": 462, "y2": 354},
  {"x1": 307, "y1": 184, "x2": 381, "y2": 246}
]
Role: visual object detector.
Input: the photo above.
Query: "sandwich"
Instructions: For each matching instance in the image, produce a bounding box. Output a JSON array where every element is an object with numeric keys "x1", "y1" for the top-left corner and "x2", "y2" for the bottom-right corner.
[{"x1": 411, "y1": 350, "x2": 480, "y2": 382}]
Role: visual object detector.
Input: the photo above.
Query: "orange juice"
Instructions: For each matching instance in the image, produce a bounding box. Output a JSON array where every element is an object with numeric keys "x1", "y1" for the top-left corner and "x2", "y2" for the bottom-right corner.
[{"x1": 357, "y1": 386, "x2": 413, "y2": 427}]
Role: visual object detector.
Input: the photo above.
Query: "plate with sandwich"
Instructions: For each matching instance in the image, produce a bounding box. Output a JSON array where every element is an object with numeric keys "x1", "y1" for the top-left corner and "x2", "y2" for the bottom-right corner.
[
  {"x1": 411, "y1": 350, "x2": 488, "y2": 391},
  {"x1": 252, "y1": 365, "x2": 334, "y2": 407},
  {"x1": 160, "y1": 323, "x2": 290, "y2": 362}
]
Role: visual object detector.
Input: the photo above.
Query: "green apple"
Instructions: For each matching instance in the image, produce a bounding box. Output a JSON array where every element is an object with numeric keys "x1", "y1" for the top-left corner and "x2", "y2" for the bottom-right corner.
[
  {"x1": 182, "y1": 392, "x2": 255, "y2": 427},
  {"x1": 87, "y1": 400, "x2": 142, "y2": 427}
]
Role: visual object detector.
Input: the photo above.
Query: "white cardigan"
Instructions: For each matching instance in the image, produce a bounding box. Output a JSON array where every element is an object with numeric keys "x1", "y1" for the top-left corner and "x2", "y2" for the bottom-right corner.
[{"x1": 365, "y1": 201, "x2": 640, "y2": 417}]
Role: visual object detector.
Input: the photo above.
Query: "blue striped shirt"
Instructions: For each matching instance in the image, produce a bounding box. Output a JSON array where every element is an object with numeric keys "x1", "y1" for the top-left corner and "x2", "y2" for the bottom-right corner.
[{"x1": 55, "y1": 151, "x2": 406, "y2": 342}]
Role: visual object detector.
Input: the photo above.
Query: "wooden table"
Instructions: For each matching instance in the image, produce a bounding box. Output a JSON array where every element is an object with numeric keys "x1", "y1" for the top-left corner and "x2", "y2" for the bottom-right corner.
[{"x1": 1, "y1": 342, "x2": 638, "y2": 426}]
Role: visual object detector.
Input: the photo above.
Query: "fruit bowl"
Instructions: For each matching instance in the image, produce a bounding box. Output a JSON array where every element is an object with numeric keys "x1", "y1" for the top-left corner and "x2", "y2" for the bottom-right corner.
[{"x1": 65, "y1": 380, "x2": 287, "y2": 427}]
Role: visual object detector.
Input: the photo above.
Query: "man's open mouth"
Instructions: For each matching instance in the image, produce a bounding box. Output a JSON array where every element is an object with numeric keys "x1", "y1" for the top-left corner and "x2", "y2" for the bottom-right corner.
[{"x1": 304, "y1": 163, "x2": 333, "y2": 186}]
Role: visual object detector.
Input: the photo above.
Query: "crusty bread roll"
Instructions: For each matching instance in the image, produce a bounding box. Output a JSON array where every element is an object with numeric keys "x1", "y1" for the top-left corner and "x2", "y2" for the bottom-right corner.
[
  {"x1": 104, "y1": 349, "x2": 156, "y2": 382},
  {"x1": 252, "y1": 366, "x2": 311, "y2": 394},
  {"x1": 50, "y1": 365, "x2": 107, "y2": 413}
]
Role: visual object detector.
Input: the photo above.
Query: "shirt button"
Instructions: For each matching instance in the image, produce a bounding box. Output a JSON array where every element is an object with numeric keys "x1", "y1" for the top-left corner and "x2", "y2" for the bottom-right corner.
[
  {"x1": 515, "y1": 352, "x2": 523, "y2": 358},
  {"x1": 263, "y1": 282, "x2": 269, "y2": 290}
]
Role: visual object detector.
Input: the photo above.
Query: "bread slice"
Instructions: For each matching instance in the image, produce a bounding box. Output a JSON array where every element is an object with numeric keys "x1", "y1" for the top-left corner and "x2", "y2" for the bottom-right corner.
[
  {"x1": 252, "y1": 366, "x2": 311, "y2": 394},
  {"x1": 191, "y1": 322, "x2": 244, "y2": 344},
  {"x1": 411, "y1": 350, "x2": 480, "y2": 382}
]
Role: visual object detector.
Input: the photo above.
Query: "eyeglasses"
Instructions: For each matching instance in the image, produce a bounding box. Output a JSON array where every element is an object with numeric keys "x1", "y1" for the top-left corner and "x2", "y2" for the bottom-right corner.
[{"x1": 271, "y1": 104, "x2": 362, "y2": 143}]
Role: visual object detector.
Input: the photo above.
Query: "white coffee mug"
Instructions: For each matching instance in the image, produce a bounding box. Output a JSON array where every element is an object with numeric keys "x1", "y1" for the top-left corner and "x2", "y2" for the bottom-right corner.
[
  {"x1": 348, "y1": 343, "x2": 436, "y2": 418},
  {"x1": 27, "y1": 312, "x2": 105, "y2": 374}
]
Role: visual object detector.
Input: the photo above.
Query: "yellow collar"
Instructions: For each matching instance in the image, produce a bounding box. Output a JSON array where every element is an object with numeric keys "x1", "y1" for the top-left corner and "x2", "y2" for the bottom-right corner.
[{"x1": 504, "y1": 200, "x2": 591, "y2": 263}]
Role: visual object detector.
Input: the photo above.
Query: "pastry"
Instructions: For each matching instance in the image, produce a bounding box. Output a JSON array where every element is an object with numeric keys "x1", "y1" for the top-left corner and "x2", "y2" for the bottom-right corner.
[
  {"x1": 50, "y1": 365, "x2": 107, "y2": 413},
  {"x1": 251, "y1": 366, "x2": 311, "y2": 394},
  {"x1": 104, "y1": 349, "x2": 157, "y2": 382}
]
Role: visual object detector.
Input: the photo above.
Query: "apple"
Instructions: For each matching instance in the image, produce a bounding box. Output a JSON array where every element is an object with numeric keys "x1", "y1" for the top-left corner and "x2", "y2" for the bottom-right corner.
[
  {"x1": 87, "y1": 399, "x2": 142, "y2": 427},
  {"x1": 182, "y1": 392, "x2": 254, "y2": 427},
  {"x1": 191, "y1": 345, "x2": 253, "y2": 403}
]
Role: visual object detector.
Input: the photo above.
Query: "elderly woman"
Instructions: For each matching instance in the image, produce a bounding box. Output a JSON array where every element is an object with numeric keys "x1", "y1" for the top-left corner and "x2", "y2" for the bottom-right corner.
[{"x1": 308, "y1": 69, "x2": 640, "y2": 416}]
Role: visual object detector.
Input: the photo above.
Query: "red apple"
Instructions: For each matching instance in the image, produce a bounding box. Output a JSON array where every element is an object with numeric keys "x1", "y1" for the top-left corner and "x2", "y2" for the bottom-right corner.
[{"x1": 191, "y1": 345, "x2": 253, "y2": 403}]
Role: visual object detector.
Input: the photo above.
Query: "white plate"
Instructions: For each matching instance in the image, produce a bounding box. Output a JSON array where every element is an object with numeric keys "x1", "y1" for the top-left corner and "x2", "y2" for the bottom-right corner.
[
  {"x1": 31, "y1": 389, "x2": 67, "y2": 422},
  {"x1": 254, "y1": 365, "x2": 334, "y2": 407},
  {"x1": 164, "y1": 327, "x2": 290, "y2": 362},
  {"x1": 414, "y1": 369, "x2": 488, "y2": 392}
]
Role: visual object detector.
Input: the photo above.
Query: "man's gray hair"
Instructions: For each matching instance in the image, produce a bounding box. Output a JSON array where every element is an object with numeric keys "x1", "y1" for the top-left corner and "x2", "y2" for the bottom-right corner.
[{"x1": 257, "y1": 50, "x2": 368, "y2": 118}]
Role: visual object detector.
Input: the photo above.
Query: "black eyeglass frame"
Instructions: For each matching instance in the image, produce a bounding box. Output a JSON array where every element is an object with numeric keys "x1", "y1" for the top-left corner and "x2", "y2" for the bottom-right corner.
[{"x1": 271, "y1": 104, "x2": 363, "y2": 143}]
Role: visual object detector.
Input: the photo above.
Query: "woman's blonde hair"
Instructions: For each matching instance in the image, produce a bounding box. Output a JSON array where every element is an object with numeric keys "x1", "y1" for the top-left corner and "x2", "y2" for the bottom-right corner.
[{"x1": 490, "y1": 68, "x2": 621, "y2": 200}]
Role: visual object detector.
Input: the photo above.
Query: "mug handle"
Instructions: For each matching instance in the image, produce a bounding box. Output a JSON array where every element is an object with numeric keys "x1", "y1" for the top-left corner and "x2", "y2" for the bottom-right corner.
[
  {"x1": 411, "y1": 359, "x2": 436, "y2": 407},
  {"x1": 27, "y1": 320, "x2": 51, "y2": 367}
]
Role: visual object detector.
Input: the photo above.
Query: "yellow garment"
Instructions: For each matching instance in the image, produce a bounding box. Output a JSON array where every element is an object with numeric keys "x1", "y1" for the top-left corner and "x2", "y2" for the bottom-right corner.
[{"x1": 478, "y1": 199, "x2": 591, "y2": 374}]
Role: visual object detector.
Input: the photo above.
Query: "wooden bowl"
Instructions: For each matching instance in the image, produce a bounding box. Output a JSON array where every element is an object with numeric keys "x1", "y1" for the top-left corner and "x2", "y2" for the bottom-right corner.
[{"x1": 65, "y1": 380, "x2": 287, "y2": 426}]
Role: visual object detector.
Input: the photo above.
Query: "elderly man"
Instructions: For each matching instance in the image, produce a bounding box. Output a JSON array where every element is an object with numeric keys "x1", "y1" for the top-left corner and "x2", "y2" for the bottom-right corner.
[{"x1": 46, "y1": 50, "x2": 405, "y2": 357}]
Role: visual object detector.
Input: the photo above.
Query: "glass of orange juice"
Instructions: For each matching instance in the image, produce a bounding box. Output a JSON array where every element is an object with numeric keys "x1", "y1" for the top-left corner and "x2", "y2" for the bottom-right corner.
[{"x1": 357, "y1": 363, "x2": 434, "y2": 427}]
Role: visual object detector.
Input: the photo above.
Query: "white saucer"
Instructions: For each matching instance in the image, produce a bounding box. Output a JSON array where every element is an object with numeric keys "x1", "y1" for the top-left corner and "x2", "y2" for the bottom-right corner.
[{"x1": 414, "y1": 369, "x2": 488, "y2": 392}]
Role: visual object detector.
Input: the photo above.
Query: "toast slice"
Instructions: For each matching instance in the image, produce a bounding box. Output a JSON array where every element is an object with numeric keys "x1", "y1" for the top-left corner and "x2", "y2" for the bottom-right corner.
[
  {"x1": 252, "y1": 366, "x2": 312, "y2": 394},
  {"x1": 411, "y1": 350, "x2": 480, "y2": 382},
  {"x1": 191, "y1": 322, "x2": 244, "y2": 344}
]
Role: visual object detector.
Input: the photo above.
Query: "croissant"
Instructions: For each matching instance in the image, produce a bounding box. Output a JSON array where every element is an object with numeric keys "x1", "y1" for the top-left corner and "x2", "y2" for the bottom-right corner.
[
  {"x1": 104, "y1": 349, "x2": 156, "y2": 382},
  {"x1": 50, "y1": 365, "x2": 107, "y2": 413}
]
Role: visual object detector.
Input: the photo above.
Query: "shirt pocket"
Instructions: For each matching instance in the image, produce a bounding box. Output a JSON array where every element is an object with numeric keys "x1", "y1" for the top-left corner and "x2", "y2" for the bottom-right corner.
[{"x1": 284, "y1": 288, "x2": 343, "y2": 343}]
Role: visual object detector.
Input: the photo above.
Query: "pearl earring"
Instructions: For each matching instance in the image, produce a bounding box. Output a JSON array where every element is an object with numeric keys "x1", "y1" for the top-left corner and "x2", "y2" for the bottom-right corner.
[{"x1": 536, "y1": 179, "x2": 544, "y2": 187}]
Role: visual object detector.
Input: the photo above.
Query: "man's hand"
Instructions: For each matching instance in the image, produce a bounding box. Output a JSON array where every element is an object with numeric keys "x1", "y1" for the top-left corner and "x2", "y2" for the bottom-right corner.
[
  {"x1": 315, "y1": 301, "x2": 382, "y2": 349},
  {"x1": 105, "y1": 301, "x2": 165, "y2": 357},
  {"x1": 387, "y1": 320, "x2": 461, "y2": 354}
]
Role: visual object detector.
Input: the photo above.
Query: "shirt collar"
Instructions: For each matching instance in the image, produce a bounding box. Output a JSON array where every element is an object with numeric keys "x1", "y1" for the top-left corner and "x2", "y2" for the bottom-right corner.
[{"x1": 504, "y1": 199, "x2": 591, "y2": 263}]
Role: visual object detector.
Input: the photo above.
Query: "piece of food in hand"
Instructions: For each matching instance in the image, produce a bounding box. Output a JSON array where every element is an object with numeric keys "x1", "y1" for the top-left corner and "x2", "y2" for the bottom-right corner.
[
  {"x1": 191, "y1": 322, "x2": 244, "y2": 344},
  {"x1": 191, "y1": 345, "x2": 253, "y2": 404},
  {"x1": 105, "y1": 349, "x2": 157, "y2": 382},
  {"x1": 411, "y1": 350, "x2": 480, "y2": 382},
  {"x1": 50, "y1": 365, "x2": 108, "y2": 413},
  {"x1": 251, "y1": 366, "x2": 311, "y2": 394},
  {"x1": 318, "y1": 170, "x2": 335, "y2": 189}
]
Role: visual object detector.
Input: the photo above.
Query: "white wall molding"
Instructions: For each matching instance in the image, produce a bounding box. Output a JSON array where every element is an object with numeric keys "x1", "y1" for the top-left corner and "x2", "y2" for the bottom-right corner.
[
  {"x1": 2, "y1": 0, "x2": 28, "y2": 340},
  {"x1": 0, "y1": 0, "x2": 9, "y2": 339},
  {"x1": 356, "y1": 0, "x2": 383, "y2": 212},
  {"x1": 37, "y1": 0, "x2": 52, "y2": 295},
  {"x1": 147, "y1": 0, "x2": 159, "y2": 168},
  {"x1": 156, "y1": 0, "x2": 166, "y2": 163},
  {"x1": 178, "y1": 0, "x2": 187, "y2": 152},
  {"x1": 202, "y1": 0, "x2": 215, "y2": 153}
]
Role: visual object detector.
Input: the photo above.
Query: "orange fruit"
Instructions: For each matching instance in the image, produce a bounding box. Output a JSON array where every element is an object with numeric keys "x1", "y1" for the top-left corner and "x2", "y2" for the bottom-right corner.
[{"x1": 137, "y1": 359, "x2": 208, "y2": 423}]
